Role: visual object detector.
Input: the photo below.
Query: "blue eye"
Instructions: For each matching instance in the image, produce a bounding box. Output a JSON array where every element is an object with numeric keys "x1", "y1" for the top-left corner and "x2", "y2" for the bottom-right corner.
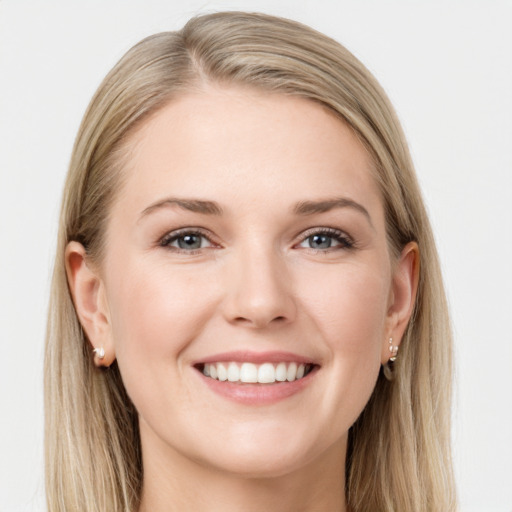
[
  {"x1": 297, "y1": 229, "x2": 353, "y2": 251},
  {"x1": 306, "y1": 234, "x2": 335, "y2": 249},
  {"x1": 175, "y1": 234, "x2": 204, "y2": 249},
  {"x1": 160, "y1": 230, "x2": 214, "y2": 251}
]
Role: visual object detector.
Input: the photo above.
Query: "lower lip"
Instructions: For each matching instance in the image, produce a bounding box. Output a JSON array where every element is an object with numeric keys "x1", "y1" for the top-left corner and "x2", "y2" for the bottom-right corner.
[{"x1": 196, "y1": 367, "x2": 318, "y2": 405}]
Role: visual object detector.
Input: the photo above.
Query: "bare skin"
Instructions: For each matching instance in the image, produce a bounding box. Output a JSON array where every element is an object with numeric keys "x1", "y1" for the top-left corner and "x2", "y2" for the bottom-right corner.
[{"x1": 66, "y1": 85, "x2": 419, "y2": 512}]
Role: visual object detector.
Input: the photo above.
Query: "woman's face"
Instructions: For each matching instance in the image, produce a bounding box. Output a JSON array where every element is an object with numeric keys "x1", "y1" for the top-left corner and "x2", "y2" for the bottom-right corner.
[{"x1": 94, "y1": 86, "x2": 404, "y2": 477}]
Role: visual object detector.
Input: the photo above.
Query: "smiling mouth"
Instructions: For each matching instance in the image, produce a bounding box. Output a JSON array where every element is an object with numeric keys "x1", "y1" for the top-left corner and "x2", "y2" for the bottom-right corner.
[{"x1": 197, "y1": 362, "x2": 316, "y2": 384}]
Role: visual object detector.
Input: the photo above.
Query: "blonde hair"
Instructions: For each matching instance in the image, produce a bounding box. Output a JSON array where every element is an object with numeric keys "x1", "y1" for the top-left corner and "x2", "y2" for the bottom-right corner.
[{"x1": 45, "y1": 11, "x2": 456, "y2": 511}]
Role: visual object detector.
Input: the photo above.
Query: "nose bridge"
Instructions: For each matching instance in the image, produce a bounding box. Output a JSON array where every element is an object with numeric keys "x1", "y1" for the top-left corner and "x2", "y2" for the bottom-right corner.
[{"x1": 223, "y1": 238, "x2": 295, "y2": 328}]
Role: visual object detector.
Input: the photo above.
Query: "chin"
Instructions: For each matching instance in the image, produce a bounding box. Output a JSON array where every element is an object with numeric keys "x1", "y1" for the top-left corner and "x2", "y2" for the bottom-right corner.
[
  {"x1": 203, "y1": 447, "x2": 316, "y2": 480},
  {"x1": 191, "y1": 426, "x2": 343, "y2": 480}
]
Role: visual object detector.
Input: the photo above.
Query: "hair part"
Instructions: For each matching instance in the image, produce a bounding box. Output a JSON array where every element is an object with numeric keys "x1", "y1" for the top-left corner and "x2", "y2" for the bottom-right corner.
[{"x1": 45, "y1": 11, "x2": 455, "y2": 511}]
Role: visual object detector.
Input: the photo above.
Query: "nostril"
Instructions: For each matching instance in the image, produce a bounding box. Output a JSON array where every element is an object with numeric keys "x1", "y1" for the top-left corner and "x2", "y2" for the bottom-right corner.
[
  {"x1": 234, "y1": 316, "x2": 252, "y2": 323},
  {"x1": 233, "y1": 315, "x2": 288, "y2": 327}
]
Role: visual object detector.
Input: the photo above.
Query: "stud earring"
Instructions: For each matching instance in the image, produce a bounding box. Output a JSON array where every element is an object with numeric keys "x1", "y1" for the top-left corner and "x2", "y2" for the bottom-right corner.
[
  {"x1": 93, "y1": 347, "x2": 105, "y2": 360},
  {"x1": 388, "y1": 337, "x2": 398, "y2": 362}
]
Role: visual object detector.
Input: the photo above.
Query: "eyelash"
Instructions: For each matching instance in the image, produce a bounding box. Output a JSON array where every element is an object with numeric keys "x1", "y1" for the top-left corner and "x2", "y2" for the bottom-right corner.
[
  {"x1": 296, "y1": 227, "x2": 355, "y2": 253},
  {"x1": 158, "y1": 227, "x2": 355, "y2": 254},
  {"x1": 159, "y1": 228, "x2": 216, "y2": 254}
]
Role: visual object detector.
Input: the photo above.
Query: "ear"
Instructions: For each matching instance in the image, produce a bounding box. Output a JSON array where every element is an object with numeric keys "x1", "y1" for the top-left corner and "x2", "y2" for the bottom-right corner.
[
  {"x1": 381, "y1": 241, "x2": 420, "y2": 364},
  {"x1": 65, "y1": 241, "x2": 115, "y2": 366}
]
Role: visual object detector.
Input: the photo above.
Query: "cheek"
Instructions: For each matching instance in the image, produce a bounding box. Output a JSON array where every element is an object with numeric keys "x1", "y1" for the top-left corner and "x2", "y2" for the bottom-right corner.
[
  {"x1": 104, "y1": 256, "x2": 216, "y2": 392},
  {"x1": 296, "y1": 261, "x2": 389, "y2": 414},
  {"x1": 299, "y1": 261, "x2": 390, "y2": 350}
]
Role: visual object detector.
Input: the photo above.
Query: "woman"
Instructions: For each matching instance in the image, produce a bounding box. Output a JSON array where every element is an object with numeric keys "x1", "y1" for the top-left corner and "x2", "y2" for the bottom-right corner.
[{"x1": 45, "y1": 11, "x2": 456, "y2": 511}]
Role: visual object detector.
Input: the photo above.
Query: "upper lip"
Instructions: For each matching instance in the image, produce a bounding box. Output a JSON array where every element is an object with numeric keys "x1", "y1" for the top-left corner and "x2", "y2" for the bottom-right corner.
[{"x1": 192, "y1": 350, "x2": 318, "y2": 366}]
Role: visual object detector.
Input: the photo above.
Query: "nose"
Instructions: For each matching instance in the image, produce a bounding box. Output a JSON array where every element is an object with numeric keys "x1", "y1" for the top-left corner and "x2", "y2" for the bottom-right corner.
[{"x1": 221, "y1": 245, "x2": 297, "y2": 329}]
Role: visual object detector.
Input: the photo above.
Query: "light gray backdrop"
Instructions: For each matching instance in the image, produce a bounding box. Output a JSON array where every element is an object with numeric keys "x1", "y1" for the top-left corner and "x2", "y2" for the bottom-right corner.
[{"x1": 1, "y1": 1, "x2": 511, "y2": 511}]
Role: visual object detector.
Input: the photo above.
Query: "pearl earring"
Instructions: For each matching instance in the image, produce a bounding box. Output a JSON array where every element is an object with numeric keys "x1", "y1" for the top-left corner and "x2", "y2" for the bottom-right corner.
[
  {"x1": 93, "y1": 347, "x2": 105, "y2": 360},
  {"x1": 388, "y1": 337, "x2": 398, "y2": 362}
]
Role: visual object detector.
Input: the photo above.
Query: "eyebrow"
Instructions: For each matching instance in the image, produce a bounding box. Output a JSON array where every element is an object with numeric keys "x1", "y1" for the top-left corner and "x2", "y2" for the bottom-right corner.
[
  {"x1": 293, "y1": 197, "x2": 373, "y2": 227},
  {"x1": 139, "y1": 195, "x2": 373, "y2": 227},
  {"x1": 140, "y1": 198, "x2": 224, "y2": 218}
]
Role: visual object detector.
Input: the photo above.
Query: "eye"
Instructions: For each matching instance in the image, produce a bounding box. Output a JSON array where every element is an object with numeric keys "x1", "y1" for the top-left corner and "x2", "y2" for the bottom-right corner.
[
  {"x1": 297, "y1": 228, "x2": 354, "y2": 251},
  {"x1": 159, "y1": 229, "x2": 215, "y2": 252}
]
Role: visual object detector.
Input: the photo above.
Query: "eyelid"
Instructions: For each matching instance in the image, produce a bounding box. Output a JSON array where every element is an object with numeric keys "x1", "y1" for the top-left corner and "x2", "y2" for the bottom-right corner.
[
  {"x1": 156, "y1": 225, "x2": 355, "y2": 253},
  {"x1": 158, "y1": 227, "x2": 220, "y2": 252},
  {"x1": 294, "y1": 226, "x2": 355, "y2": 250}
]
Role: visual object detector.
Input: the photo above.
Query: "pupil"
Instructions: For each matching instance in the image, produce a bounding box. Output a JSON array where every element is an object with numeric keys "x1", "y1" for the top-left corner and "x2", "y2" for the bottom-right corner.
[
  {"x1": 310, "y1": 234, "x2": 331, "y2": 249},
  {"x1": 178, "y1": 234, "x2": 201, "y2": 249}
]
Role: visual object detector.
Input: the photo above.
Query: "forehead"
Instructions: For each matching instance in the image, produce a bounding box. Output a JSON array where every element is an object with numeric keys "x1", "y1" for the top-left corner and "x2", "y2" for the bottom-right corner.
[{"x1": 115, "y1": 86, "x2": 382, "y2": 220}]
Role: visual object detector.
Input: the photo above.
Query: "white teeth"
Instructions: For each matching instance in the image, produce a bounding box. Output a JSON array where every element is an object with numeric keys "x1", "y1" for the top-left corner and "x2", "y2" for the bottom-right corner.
[
  {"x1": 202, "y1": 361, "x2": 312, "y2": 383},
  {"x1": 227, "y1": 362, "x2": 240, "y2": 382},
  {"x1": 217, "y1": 363, "x2": 228, "y2": 381},
  {"x1": 286, "y1": 362, "x2": 297, "y2": 382},
  {"x1": 275, "y1": 362, "x2": 287, "y2": 382},
  {"x1": 258, "y1": 363, "x2": 276, "y2": 383},
  {"x1": 240, "y1": 363, "x2": 258, "y2": 383}
]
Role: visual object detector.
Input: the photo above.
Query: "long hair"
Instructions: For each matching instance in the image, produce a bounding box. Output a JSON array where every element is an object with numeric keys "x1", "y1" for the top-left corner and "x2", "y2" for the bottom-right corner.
[{"x1": 45, "y1": 11, "x2": 456, "y2": 511}]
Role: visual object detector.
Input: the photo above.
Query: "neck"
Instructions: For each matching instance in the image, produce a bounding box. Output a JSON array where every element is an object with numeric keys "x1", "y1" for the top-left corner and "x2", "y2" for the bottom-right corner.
[{"x1": 138, "y1": 428, "x2": 347, "y2": 512}]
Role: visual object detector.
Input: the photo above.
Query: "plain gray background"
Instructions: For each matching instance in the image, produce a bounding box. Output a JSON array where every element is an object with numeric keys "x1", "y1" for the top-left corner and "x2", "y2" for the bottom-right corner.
[{"x1": 1, "y1": 1, "x2": 511, "y2": 510}]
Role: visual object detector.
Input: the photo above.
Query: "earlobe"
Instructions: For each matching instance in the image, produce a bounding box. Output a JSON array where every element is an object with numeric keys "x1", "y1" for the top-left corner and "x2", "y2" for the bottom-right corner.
[
  {"x1": 65, "y1": 241, "x2": 115, "y2": 366},
  {"x1": 381, "y1": 241, "x2": 420, "y2": 364}
]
